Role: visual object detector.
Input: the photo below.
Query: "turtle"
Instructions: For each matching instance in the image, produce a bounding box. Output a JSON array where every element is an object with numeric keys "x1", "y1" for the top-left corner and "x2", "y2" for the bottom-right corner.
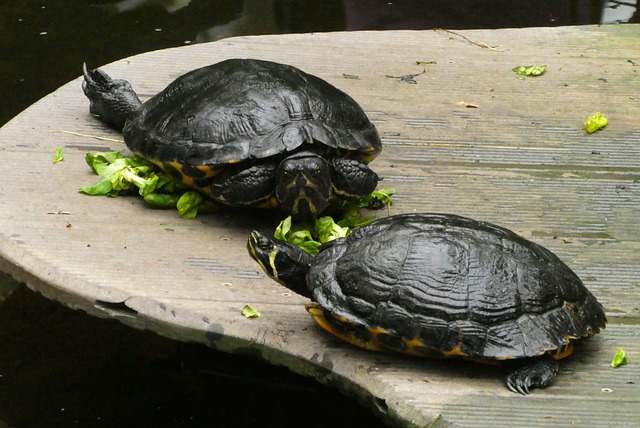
[
  {"x1": 81, "y1": 58, "x2": 382, "y2": 220},
  {"x1": 247, "y1": 213, "x2": 607, "y2": 394}
]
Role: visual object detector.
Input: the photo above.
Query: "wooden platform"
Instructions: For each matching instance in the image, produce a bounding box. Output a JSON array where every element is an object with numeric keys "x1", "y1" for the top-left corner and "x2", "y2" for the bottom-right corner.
[{"x1": 1, "y1": 25, "x2": 639, "y2": 427}]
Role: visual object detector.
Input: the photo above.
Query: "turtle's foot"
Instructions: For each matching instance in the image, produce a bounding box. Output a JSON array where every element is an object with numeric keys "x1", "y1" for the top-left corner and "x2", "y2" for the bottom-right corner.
[
  {"x1": 506, "y1": 358, "x2": 559, "y2": 395},
  {"x1": 367, "y1": 196, "x2": 385, "y2": 210},
  {"x1": 329, "y1": 158, "x2": 380, "y2": 200}
]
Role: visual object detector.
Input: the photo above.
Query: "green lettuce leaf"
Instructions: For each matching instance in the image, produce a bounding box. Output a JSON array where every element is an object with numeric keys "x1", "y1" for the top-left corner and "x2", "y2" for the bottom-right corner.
[
  {"x1": 611, "y1": 348, "x2": 628, "y2": 368},
  {"x1": 315, "y1": 216, "x2": 350, "y2": 243},
  {"x1": 513, "y1": 65, "x2": 547, "y2": 77},
  {"x1": 583, "y1": 112, "x2": 608, "y2": 134},
  {"x1": 338, "y1": 188, "x2": 396, "y2": 228},
  {"x1": 79, "y1": 178, "x2": 114, "y2": 196},
  {"x1": 53, "y1": 147, "x2": 64, "y2": 163},
  {"x1": 143, "y1": 192, "x2": 181, "y2": 208},
  {"x1": 241, "y1": 305, "x2": 260, "y2": 318},
  {"x1": 81, "y1": 150, "x2": 185, "y2": 203},
  {"x1": 177, "y1": 191, "x2": 203, "y2": 219}
]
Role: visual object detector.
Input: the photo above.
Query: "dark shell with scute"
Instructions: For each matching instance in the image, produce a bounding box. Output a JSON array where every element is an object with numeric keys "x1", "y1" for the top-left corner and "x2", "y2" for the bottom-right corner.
[
  {"x1": 308, "y1": 213, "x2": 606, "y2": 359},
  {"x1": 123, "y1": 58, "x2": 381, "y2": 168}
]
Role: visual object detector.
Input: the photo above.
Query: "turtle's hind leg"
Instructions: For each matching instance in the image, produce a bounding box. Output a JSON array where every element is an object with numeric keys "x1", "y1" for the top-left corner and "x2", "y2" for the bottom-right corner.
[
  {"x1": 82, "y1": 63, "x2": 142, "y2": 131},
  {"x1": 505, "y1": 357, "x2": 560, "y2": 394}
]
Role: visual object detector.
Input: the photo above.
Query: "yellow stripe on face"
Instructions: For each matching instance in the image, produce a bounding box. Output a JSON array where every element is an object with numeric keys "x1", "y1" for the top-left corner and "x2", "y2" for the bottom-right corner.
[
  {"x1": 268, "y1": 248, "x2": 279, "y2": 279},
  {"x1": 291, "y1": 190, "x2": 317, "y2": 217}
]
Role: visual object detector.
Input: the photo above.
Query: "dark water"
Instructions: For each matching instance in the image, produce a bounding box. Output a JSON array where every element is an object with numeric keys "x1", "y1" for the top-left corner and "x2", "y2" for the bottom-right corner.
[
  {"x1": 2, "y1": 0, "x2": 638, "y2": 127},
  {"x1": 0, "y1": 285, "x2": 387, "y2": 427},
  {"x1": 0, "y1": 1, "x2": 638, "y2": 427}
]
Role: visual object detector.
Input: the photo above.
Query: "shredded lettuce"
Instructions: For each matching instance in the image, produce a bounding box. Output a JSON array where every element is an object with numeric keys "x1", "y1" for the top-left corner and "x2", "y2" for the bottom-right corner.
[
  {"x1": 273, "y1": 189, "x2": 396, "y2": 255},
  {"x1": 80, "y1": 150, "x2": 197, "y2": 217}
]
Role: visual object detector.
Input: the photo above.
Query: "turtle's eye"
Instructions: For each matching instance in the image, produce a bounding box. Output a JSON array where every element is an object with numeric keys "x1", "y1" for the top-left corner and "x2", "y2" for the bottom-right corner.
[
  {"x1": 257, "y1": 236, "x2": 273, "y2": 251},
  {"x1": 314, "y1": 164, "x2": 321, "y2": 174}
]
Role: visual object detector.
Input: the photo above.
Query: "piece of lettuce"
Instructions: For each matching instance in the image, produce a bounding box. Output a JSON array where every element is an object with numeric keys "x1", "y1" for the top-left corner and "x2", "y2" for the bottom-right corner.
[
  {"x1": 513, "y1": 65, "x2": 547, "y2": 77},
  {"x1": 241, "y1": 304, "x2": 260, "y2": 318},
  {"x1": 611, "y1": 348, "x2": 628, "y2": 368},
  {"x1": 584, "y1": 112, "x2": 608, "y2": 134},
  {"x1": 81, "y1": 151, "x2": 194, "y2": 216},
  {"x1": 176, "y1": 191, "x2": 203, "y2": 219},
  {"x1": 81, "y1": 152, "x2": 167, "y2": 197},
  {"x1": 53, "y1": 147, "x2": 64, "y2": 163},
  {"x1": 273, "y1": 188, "x2": 396, "y2": 255}
]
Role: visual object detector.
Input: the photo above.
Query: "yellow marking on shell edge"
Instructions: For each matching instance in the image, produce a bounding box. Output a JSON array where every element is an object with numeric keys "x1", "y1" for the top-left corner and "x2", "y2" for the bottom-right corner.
[
  {"x1": 303, "y1": 304, "x2": 575, "y2": 366},
  {"x1": 195, "y1": 164, "x2": 219, "y2": 177},
  {"x1": 552, "y1": 341, "x2": 574, "y2": 360},
  {"x1": 441, "y1": 343, "x2": 469, "y2": 358},
  {"x1": 163, "y1": 161, "x2": 194, "y2": 187},
  {"x1": 305, "y1": 304, "x2": 383, "y2": 352},
  {"x1": 402, "y1": 337, "x2": 433, "y2": 357},
  {"x1": 256, "y1": 197, "x2": 279, "y2": 209}
]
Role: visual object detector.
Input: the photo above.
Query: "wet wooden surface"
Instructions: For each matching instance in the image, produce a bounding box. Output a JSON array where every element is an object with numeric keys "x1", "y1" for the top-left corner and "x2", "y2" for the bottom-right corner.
[{"x1": 1, "y1": 25, "x2": 639, "y2": 427}]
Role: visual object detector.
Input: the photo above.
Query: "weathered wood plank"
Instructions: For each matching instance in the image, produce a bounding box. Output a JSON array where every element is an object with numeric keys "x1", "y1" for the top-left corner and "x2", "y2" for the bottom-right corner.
[{"x1": 1, "y1": 25, "x2": 639, "y2": 427}]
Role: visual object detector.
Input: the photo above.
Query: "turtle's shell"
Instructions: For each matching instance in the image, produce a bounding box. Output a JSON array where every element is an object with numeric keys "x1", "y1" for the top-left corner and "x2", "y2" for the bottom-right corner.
[
  {"x1": 122, "y1": 58, "x2": 381, "y2": 178},
  {"x1": 307, "y1": 213, "x2": 606, "y2": 360}
]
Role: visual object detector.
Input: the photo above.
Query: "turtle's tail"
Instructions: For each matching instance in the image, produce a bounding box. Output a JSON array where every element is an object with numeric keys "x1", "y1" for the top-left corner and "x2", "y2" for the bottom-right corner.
[{"x1": 82, "y1": 63, "x2": 142, "y2": 131}]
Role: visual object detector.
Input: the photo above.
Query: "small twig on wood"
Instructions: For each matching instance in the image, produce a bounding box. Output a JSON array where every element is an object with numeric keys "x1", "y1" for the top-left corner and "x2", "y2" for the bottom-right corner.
[
  {"x1": 435, "y1": 28, "x2": 505, "y2": 52},
  {"x1": 56, "y1": 130, "x2": 124, "y2": 144},
  {"x1": 386, "y1": 69, "x2": 426, "y2": 84}
]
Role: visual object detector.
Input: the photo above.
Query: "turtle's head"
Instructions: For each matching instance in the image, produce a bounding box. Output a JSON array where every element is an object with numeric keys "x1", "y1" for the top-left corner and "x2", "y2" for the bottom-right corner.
[
  {"x1": 275, "y1": 152, "x2": 332, "y2": 221},
  {"x1": 247, "y1": 231, "x2": 314, "y2": 298}
]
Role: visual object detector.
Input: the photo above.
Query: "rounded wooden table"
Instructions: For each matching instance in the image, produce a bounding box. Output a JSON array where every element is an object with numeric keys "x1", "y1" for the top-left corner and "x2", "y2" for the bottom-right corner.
[{"x1": 1, "y1": 26, "x2": 639, "y2": 427}]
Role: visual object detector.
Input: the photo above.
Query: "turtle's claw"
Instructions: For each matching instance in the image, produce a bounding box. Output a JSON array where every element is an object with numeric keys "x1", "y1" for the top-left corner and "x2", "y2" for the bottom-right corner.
[{"x1": 506, "y1": 375, "x2": 531, "y2": 395}]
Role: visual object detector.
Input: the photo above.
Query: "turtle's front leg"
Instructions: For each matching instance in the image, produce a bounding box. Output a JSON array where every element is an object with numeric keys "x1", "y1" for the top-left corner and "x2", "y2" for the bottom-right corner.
[
  {"x1": 329, "y1": 158, "x2": 380, "y2": 200},
  {"x1": 209, "y1": 163, "x2": 277, "y2": 208}
]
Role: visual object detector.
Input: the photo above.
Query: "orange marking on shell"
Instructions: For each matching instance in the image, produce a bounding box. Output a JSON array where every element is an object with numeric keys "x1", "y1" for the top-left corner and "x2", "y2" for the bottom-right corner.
[
  {"x1": 401, "y1": 337, "x2": 431, "y2": 356},
  {"x1": 164, "y1": 161, "x2": 194, "y2": 187},
  {"x1": 304, "y1": 304, "x2": 384, "y2": 352},
  {"x1": 255, "y1": 197, "x2": 279, "y2": 209},
  {"x1": 441, "y1": 343, "x2": 469, "y2": 358},
  {"x1": 196, "y1": 164, "x2": 218, "y2": 177},
  {"x1": 552, "y1": 341, "x2": 575, "y2": 360}
]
